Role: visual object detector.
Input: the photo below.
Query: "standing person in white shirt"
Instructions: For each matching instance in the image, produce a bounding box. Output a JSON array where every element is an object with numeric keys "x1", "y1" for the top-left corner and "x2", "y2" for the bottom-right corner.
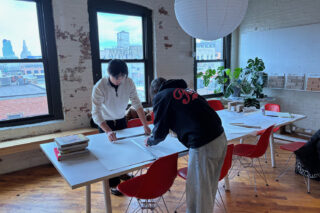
[{"x1": 91, "y1": 59, "x2": 151, "y2": 196}]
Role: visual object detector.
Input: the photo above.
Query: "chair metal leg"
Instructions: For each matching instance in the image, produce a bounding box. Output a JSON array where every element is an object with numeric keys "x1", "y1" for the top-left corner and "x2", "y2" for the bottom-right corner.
[
  {"x1": 276, "y1": 153, "x2": 295, "y2": 181},
  {"x1": 217, "y1": 188, "x2": 227, "y2": 213},
  {"x1": 257, "y1": 158, "x2": 269, "y2": 186},
  {"x1": 125, "y1": 197, "x2": 133, "y2": 213},
  {"x1": 304, "y1": 177, "x2": 311, "y2": 194},
  {"x1": 161, "y1": 196, "x2": 169, "y2": 213},
  {"x1": 174, "y1": 190, "x2": 186, "y2": 212}
]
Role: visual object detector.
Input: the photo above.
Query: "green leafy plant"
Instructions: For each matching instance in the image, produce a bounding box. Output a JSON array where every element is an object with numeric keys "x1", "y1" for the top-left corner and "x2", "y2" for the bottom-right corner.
[
  {"x1": 244, "y1": 57, "x2": 267, "y2": 98},
  {"x1": 244, "y1": 97, "x2": 260, "y2": 109},
  {"x1": 196, "y1": 68, "x2": 216, "y2": 87}
]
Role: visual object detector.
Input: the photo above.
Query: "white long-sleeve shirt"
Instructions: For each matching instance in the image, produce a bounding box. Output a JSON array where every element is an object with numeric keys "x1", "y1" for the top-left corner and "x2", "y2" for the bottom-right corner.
[{"x1": 91, "y1": 77, "x2": 142, "y2": 125}]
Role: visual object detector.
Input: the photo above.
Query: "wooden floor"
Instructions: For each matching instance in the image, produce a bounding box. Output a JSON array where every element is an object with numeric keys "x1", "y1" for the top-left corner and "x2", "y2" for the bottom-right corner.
[{"x1": 0, "y1": 137, "x2": 319, "y2": 213}]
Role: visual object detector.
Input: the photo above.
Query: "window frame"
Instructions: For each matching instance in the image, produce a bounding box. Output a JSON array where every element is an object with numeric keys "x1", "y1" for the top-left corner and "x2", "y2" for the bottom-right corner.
[
  {"x1": 0, "y1": 0, "x2": 63, "y2": 128},
  {"x1": 194, "y1": 35, "x2": 231, "y2": 98},
  {"x1": 88, "y1": 0, "x2": 154, "y2": 106}
]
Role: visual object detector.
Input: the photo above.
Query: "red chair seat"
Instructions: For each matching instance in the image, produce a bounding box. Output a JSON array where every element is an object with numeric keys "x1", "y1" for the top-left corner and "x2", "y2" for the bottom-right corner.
[
  {"x1": 177, "y1": 167, "x2": 188, "y2": 180},
  {"x1": 207, "y1": 100, "x2": 224, "y2": 111},
  {"x1": 118, "y1": 174, "x2": 146, "y2": 197},
  {"x1": 117, "y1": 153, "x2": 178, "y2": 200},
  {"x1": 279, "y1": 142, "x2": 305, "y2": 152},
  {"x1": 233, "y1": 144, "x2": 256, "y2": 157}
]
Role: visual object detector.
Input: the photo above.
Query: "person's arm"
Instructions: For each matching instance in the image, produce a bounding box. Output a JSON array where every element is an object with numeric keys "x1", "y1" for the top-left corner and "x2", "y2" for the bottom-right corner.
[
  {"x1": 146, "y1": 94, "x2": 170, "y2": 146},
  {"x1": 100, "y1": 121, "x2": 117, "y2": 141},
  {"x1": 136, "y1": 107, "x2": 151, "y2": 135},
  {"x1": 128, "y1": 78, "x2": 151, "y2": 134}
]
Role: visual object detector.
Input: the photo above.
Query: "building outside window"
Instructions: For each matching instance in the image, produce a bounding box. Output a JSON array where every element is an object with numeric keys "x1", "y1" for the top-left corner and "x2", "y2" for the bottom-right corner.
[
  {"x1": 195, "y1": 36, "x2": 231, "y2": 97},
  {"x1": 89, "y1": 0, "x2": 153, "y2": 104},
  {"x1": 0, "y1": 0, "x2": 62, "y2": 127}
]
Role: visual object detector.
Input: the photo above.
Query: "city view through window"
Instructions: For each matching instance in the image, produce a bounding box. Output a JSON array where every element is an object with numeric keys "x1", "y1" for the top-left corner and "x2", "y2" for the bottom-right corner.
[
  {"x1": 196, "y1": 38, "x2": 224, "y2": 95},
  {"x1": 98, "y1": 12, "x2": 146, "y2": 102},
  {"x1": 0, "y1": 0, "x2": 48, "y2": 122}
]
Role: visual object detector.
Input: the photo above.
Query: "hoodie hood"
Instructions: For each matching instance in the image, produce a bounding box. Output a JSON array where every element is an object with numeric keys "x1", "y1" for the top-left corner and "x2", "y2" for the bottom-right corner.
[{"x1": 159, "y1": 79, "x2": 187, "y2": 91}]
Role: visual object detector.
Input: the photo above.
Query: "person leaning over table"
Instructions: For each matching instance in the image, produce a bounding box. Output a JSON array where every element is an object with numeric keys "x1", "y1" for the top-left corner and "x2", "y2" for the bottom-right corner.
[
  {"x1": 91, "y1": 59, "x2": 151, "y2": 196},
  {"x1": 145, "y1": 77, "x2": 227, "y2": 213}
]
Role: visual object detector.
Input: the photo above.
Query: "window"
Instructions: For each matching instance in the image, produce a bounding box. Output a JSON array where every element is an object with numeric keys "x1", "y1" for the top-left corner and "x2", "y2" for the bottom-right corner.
[
  {"x1": 89, "y1": 0, "x2": 153, "y2": 104},
  {"x1": 194, "y1": 36, "x2": 231, "y2": 97},
  {"x1": 0, "y1": 0, "x2": 62, "y2": 127}
]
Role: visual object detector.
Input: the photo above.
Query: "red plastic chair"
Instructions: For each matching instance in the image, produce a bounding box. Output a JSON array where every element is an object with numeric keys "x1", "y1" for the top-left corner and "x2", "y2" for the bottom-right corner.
[
  {"x1": 207, "y1": 100, "x2": 224, "y2": 111},
  {"x1": 127, "y1": 118, "x2": 143, "y2": 128},
  {"x1": 233, "y1": 125, "x2": 274, "y2": 196},
  {"x1": 275, "y1": 142, "x2": 310, "y2": 193},
  {"x1": 257, "y1": 103, "x2": 281, "y2": 135},
  {"x1": 175, "y1": 144, "x2": 234, "y2": 212},
  {"x1": 118, "y1": 153, "x2": 178, "y2": 212}
]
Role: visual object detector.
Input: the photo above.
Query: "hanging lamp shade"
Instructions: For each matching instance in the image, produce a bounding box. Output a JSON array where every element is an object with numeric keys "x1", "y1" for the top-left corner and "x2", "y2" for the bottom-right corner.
[{"x1": 174, "y1": 0, "x2": 248, "y2": 40}]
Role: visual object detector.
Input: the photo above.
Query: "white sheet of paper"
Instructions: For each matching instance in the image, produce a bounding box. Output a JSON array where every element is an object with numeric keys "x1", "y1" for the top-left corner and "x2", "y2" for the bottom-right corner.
[
  {"x1": 88, "y1": 133, "x2": 155, "y2": 171},
  {"x1": 131, "y1": 135, "x2": 188, "y2": 158}
]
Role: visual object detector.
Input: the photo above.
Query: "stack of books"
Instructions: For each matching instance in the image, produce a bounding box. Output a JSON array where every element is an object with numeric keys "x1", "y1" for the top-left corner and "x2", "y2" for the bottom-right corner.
[{"x1": 54, "y1": 134, "x2": 89, "y2": 161}]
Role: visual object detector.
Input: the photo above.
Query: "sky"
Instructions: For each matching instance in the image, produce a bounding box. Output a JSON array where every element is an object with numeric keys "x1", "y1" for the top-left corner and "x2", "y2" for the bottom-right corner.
[
  {"x1": 0, "y1": 0, "x2": 42, "y2": 58},
  {"x1": 97, "y1": 12, "x2": 143, "y2": 49}
]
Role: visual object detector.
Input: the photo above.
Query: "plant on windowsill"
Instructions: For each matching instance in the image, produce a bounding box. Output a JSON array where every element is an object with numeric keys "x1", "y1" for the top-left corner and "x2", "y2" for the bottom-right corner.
[{"x1": 197, "y1": 66, "x2": 253, "y2": 98}]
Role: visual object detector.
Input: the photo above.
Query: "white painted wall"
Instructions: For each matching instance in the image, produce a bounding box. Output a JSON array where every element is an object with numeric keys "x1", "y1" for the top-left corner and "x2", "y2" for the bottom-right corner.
[
  {"x1": 238, "y1": 0, "x2": 320, "y2": 131},
  {"x1": 0, "y1": 0, "x2": 193, "y2": 174}
]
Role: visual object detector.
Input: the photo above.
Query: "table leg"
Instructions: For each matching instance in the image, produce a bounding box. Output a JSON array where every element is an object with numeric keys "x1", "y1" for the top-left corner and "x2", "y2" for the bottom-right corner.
[
  {"x1": 270, "y1": 134, "x2": 276, "y2": 168},
  {"x1": 224, "y1": 176, "x2": 230, "y2": 191},
  {"x1": 86, "y1": 185, "x2": 91, "y2": 213},
  {"x1": 102, "y1": 179, "x2": 112, "y2": 213}
]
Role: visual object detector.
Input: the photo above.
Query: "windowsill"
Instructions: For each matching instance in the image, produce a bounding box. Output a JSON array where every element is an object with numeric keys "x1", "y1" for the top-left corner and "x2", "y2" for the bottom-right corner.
[
  {"x1": 0, "y1": 126, "x2": 98, "y2": 156},
  {"x1": 0, "y1": 119, "x2": 65, "y2": 132}
]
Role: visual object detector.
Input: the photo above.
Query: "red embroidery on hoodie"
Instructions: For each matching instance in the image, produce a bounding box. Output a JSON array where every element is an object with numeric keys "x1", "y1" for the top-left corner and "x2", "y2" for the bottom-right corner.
[{"x1": 173, "y1": 88, "x2": 198, "y2": 104}]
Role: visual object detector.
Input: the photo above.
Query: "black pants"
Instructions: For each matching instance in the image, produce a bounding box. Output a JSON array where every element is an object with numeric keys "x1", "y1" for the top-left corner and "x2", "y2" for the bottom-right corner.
[{"x1": 99, "y1": 117, "x2": 127, "y2": 187}]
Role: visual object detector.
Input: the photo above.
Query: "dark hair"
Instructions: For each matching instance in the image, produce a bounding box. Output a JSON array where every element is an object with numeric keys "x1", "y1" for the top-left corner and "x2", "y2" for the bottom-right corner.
[
  {"x1": 107, "y1": 59, "x2": 128, "y2": 78},
  {"x1": 150, "y1": 77, "x2": 166, "y2": 99}
]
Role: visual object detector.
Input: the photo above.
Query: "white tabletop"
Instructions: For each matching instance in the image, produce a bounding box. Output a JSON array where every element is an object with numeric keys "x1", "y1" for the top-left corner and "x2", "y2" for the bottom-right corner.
[
  {"x1": 217, "y1": 109, "x2": 306, "y2": 141},
  {"x1": 40, "y1": 110, "x2": 305, "y2": 189},
  {"x1": 40, "y1": 127, "x2": 187, "y2": 189}
]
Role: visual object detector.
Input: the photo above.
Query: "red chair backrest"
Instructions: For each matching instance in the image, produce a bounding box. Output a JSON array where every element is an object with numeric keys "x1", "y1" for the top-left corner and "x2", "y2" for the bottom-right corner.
[
  {"x1": 264, "y1": 103, "x2": 280, "y2": 132},
  {"x1": 208, "y1": 100, "x2": 224, "y2": 111},
  {"x1": 150, "y1": 111, "x2": 155, "y2": 123},
  {"x1": 219, "y1": 144, "x2": 234, "y2": 181},
  {"x1": 248, "y1": 125, "x2": 274, "y2": 158},
  {"x1": 135, "y1": 153, "x2": 178, "y2": 199},
  {"x1": 265, "y1": 103, "x2": 280, "y2": 112},
  {"x1": 127, "y1": 118, "x2": 143, "y2": 128}
]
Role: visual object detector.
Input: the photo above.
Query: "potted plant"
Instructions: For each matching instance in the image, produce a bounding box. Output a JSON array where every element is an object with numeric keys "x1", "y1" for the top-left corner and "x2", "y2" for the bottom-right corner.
[{"x1": 243, "y1": 57, "x2": 267, "y2": 98}]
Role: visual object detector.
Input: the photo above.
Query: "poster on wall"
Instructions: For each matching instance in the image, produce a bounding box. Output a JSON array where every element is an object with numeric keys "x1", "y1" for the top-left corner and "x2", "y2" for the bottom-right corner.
[
  {"x1": 285, "y1": 74, "x2": 305, "y2": 90},
  {"x1": 267, "y1": 73, "x2": 285, "y2": 89},
  {"x1": 306, "y1": 73, "x2": 320, "y2": 92}
]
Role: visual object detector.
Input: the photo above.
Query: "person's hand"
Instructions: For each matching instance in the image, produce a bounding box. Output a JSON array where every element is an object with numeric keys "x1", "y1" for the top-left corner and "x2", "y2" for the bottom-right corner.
[
  {"x1": 144, "y1": 137, "x2": 150, "y2": 147},
  {"x1": 144, "y1": 125, "x2": 151, "y2": 135},
  {"x1": 107, "y1": 131, "x2": 117, "y2": 142}
]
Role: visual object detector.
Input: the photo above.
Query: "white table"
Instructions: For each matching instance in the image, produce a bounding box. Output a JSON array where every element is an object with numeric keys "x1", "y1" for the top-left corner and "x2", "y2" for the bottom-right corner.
[
  {"x1": 40, "y1": 125, "x2": 188, "y2": 213},
  {"x1": 217, "y1": 109, "x2": 306, "y2": 167}
]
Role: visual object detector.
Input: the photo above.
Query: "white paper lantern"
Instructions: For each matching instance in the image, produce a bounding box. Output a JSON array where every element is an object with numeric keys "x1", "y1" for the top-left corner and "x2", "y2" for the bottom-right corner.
[{"x1": 174, "y1": 0, "x2": 248, "y2": 40}]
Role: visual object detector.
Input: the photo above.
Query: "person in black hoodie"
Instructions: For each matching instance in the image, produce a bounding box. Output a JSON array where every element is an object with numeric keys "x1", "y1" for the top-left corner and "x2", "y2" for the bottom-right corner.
[{"x1": 145, "y1": 78, "x2": 228, "y2": 213}]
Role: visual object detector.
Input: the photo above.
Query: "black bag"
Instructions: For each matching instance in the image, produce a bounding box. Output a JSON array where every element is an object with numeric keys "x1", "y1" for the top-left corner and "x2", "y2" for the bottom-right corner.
[{"x1": 294, "y1": 129, "x2": 320, "y2": 181}]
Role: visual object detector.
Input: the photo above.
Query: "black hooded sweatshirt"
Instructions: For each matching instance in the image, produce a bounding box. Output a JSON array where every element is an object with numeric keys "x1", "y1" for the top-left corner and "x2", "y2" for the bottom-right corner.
[{"x1": 147, "y1": 79, "x2": 224, "y2": 148}]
